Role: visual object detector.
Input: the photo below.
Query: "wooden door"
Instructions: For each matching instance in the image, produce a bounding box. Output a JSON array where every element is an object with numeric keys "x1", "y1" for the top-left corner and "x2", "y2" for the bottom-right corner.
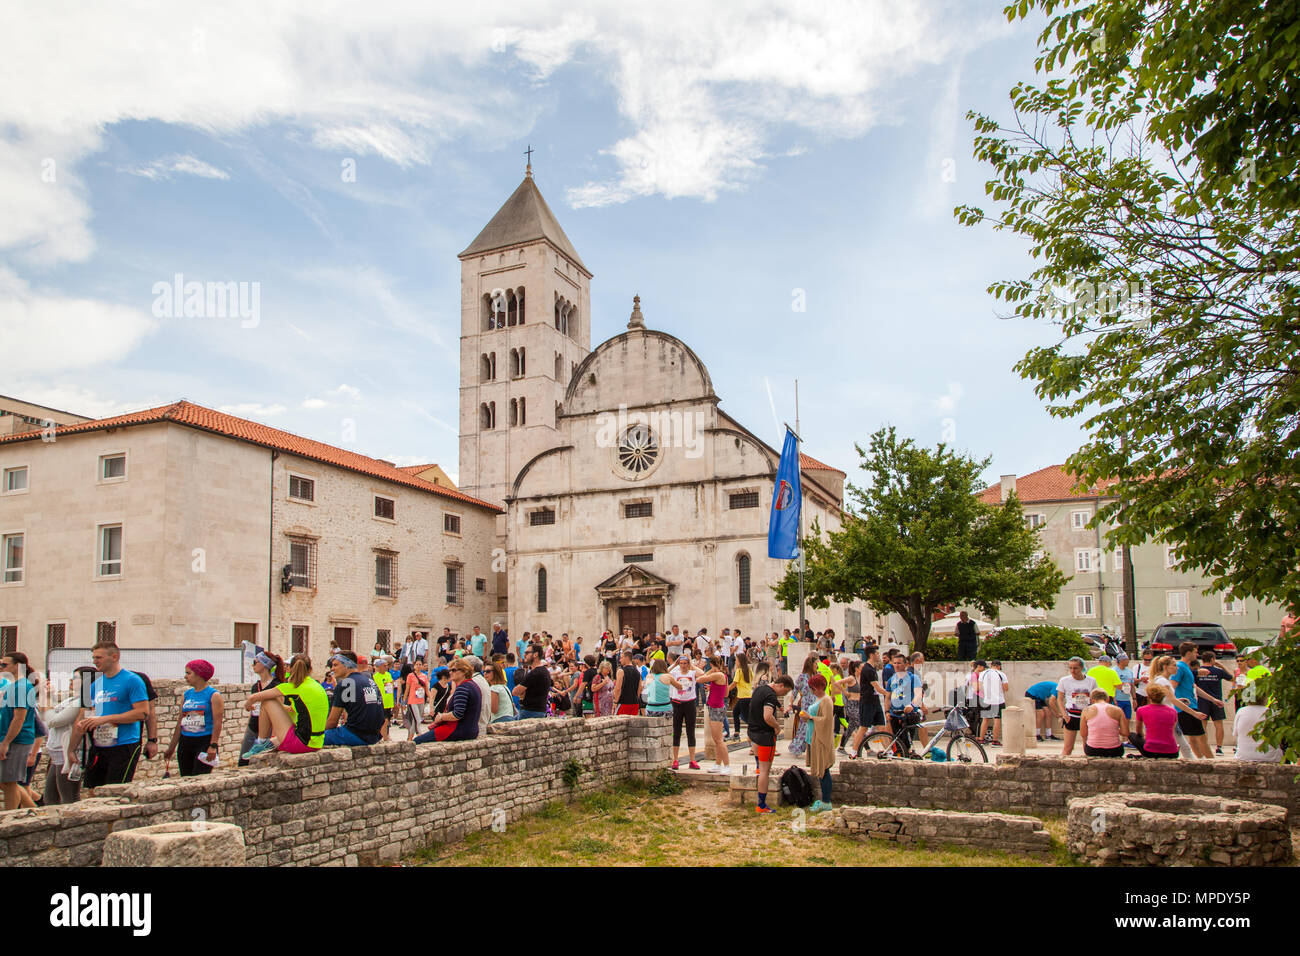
[{"x1": 618, "y1": 606, "x2": 656, "y2": 639}]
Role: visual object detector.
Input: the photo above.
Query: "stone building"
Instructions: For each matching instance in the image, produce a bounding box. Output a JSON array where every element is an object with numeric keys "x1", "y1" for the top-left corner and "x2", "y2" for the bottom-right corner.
[
  {"x1": 459, "y1": 171, "x2": 882, "y2": 643},
  {"x1": 982, "y1": 465, "x2": 1287, "y2": 644},
  {"x1": 0, "y1": 402, "x2": 500, "y2": 669}
]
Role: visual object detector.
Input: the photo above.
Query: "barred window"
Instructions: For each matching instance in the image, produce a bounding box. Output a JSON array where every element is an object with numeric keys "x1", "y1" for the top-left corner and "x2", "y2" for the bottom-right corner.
[
  {"x1": 729, "y1": 492, "x2": 759, "y2": 510},
  {"x1": 475, "y1": 578, "x2": 486, "y2": 592},
  {"x1": 96, "y1": 621, "x2": 116, "y2": 643},
  {"x1": 291, "y1": 625, "x2": 309, "y2": 655},
  {"x1": 623, "y1": 501, "x2": 653, "y2": 518},
  {"x1": 737, "y1": 553, "x2": 751, "y2": 605},
  {"x1": 47, "y1": 623, "x2": 65, "y2": 651},
  {"x1": 376, "y1": 629, "x2": 391, "y2": 651},
  {"x1": 289, "y1": 538, "x2": 316, "y2": 589},
  {"x1": 446, "y1": 565, "x2": 464, "y2": 606},
  {"x1": 530, "y1": 508, "x2": 556, "y2": 527},
  {"x1": 375, "y1": 552, "x2": 397, "y2": 598},
  {"x1": 374, "y1": 496, "x2": 395, "y2": 520},
  {"x1": 0, "y1": 625, "x2": 16, "y2": 657},
  {"x1": 444, "y1": 513, "x2": 461, "y2": 534},
  {"x1": 624, "y1": 553, "x2": 653, "y2": 563},
  {"x1": 289, "y1": 475, "x2": 314, "y2": 501}
]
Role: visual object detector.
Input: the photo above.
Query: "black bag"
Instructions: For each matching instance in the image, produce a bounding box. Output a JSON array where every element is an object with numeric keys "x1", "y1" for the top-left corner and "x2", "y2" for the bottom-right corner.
[{"x1": 779, "y1": 766, "x2": 815, "y2": 808}]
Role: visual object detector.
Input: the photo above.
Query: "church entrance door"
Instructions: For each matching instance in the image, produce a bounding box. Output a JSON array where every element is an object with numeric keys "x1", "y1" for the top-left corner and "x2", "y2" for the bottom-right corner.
[{"x1": 619, "y1": 606, "x2": 656, "y2": 640}]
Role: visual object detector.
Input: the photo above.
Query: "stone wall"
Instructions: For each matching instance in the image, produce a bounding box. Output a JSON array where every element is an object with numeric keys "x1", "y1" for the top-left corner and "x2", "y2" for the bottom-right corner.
[
  {"x1": 835, "y1": 754, "x2": 1300, "y2": 815},
  {"x1": 834, "y1": 806, "x2": 1052, "y2": 857},
  {"x1": 1, "y1": 716, "x2": 670, "y2": 866}
]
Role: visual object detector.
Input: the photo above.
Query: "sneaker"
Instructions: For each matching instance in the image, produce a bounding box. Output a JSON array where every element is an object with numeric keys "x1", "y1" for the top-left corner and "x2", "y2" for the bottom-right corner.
[
  {"x1": 991, "y1": 740, "x2": 1002, "y2": 747},
  {"x1": 836, "y1": 746, "x2": 847, "y2": 755},
  {"x1": 671, "y1": 760, "x2": 679, "y2": 770},
  {"x1": 1048, "y1": 734, "x2": 1061, "y2": 741},
  {"x1": 241, "y1": 739, "x2": 276, "y2": 760},
  {"x1": 809, "y1": 800, "x2": 830, "y2": 813},
  {"x1": 755, "y1": 804, "x2": 775, "y2": 814},
  {"x1": 1216, "y1": 747, "x2": 1223, "y2": 755},
  {"x1": 688, "y1": 761, "x2": 701, "y2": 770}
]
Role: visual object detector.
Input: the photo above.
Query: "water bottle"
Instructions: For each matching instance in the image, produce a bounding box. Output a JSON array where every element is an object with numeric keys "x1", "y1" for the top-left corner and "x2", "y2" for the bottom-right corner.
[{"x1": 67, "y1": 763, "x2": 82, "y2": 782}]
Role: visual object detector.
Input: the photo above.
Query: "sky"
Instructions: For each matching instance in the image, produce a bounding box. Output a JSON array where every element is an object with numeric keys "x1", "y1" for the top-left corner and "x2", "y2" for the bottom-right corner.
[{"x1": 1, "y1": 0, "x2": 1082, "y2": 490}]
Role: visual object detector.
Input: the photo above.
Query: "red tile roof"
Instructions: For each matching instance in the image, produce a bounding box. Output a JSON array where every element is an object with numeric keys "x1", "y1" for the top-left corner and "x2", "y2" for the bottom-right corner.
[
  {"x1": 799, "y1": 452, "x2": 844, "y2": 474},
  {"x1": 978, "y1": 464, "x2": 1118, "y2": 505},
  {"x1": 397, "y1": 463, "x2": 438, "y2": 474},
  {"x1": 0, "y1": 400, "x2": 502, "y2": 512}
]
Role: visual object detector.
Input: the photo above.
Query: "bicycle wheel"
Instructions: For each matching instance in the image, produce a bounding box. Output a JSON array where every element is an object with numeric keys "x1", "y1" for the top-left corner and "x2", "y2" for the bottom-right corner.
[
  {"x1": 862, "y1": 731, "x2": 899, "y2": 757},
  {"x1": 946, "y1": 733, "x2": 988, "y2": 763}
]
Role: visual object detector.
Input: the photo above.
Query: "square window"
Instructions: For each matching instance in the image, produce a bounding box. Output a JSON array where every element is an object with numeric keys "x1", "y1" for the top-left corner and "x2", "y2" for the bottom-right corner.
[
  {"x1": 623, "y1": 501, "x2": 653, "y2": 519},
  {"x1": 475, "y1": 578, "x2": 486, "y2": 592},
  {"x1": 1166, "y1": 590, "x2": 1189, "y2": 615},
  {"x1": 374, "y1": 496, "x2": 395, "y2": 520},
  {"x1": 1075, "y1": 548, "x2": 1093, "y2": 572},
  {"x1": 233, "y1": 622, "x2": 258, "y2": 648},
  {"x1": 444, "y1": 513, "x2": 462, "y2": 535},
  {"x1": 1222, "y1": 596, "x2": 1245, "y2": 615},
  {"x1": 1071, "y1": 510, "x2": 1090, "y2": 530},
  {"x1": 376, "y1": 629, "x2": 391, "y2": 651},
  {"x1": 2, "y1": 533, "x2": 23, "y2": 584},
  {"x1": 96, "y1": 621, "x2": 116, "y2": 642},
  {"x1": 529, "y1": 508, "x2": 556, "y2": 527},
  {"x1": 729, "y1": 492, "x2": 759, "y2": 510},
  {"x1": 1026, "y1": 606, "x2": 1046, "y2": 620},
  {"x1": 100, "y1": 454, "x2": 126, "y2": 481},
  {"x1": 1025, "y1": 513, "x2": 1046, "y2": 529},
  {"x1": 98, "y1": 524, "x2": 122, "y2": 577},
  {"x1": 289, "y1": 475, "x2": 315, "y2": 502},
  {"x1": 2, "y1": 467, "x2": 28, "y2": 493},
  {"x1": 1074, "y1": 594, "x2": 1095, "y2": 617}
]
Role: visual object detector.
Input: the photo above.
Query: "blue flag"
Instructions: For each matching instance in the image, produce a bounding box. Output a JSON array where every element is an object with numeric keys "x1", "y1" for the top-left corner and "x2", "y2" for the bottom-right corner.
[{"x1": 768, "y1": 428, "x2": 802, "y2": 559}]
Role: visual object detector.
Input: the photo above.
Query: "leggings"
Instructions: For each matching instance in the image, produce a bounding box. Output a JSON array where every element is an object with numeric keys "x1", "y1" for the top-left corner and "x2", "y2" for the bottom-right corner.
[
  {"x1": 1083, "y1": 744, "x2": 1124, "y2": 757},
  {"x1": 818, "y1": 769, "x2": 832, "y2": 803},
  {"x1": 672, "y1": 700, "x2": 696, "y2": 749},
  {"x1": 43, "y1": 761, "x2": 82, "y2": 805},
  {"x1": 238, "y1": 725, "x2": 258, "y2": 767},
  {"x1": 732, "y1": 698, "x2": 750, "y2": 734},
  {"x1": 177, "y1": 734, "x2": 214, "y2": 777}
]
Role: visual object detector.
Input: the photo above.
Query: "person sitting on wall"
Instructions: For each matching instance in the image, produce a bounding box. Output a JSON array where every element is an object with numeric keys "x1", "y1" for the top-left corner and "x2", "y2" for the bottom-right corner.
[
  {"x1": 322, "y1": 652, "x2": 385, "y2": 747},
  {"x1": 414, "y1": 659, "x2": 481, "y2": 743}
]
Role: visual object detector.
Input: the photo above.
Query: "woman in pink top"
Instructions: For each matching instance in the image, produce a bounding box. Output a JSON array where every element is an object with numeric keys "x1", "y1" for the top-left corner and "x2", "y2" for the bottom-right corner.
[
  {"x1": 1080, "y1": 688, "x2": 1128, "y2": 757},
  {"x1": 699, "y1": 656, "x2": 731, "y2": 775},
  {"x1": 1134, "y1": 684, "x2": 1179, "y2": 758}
]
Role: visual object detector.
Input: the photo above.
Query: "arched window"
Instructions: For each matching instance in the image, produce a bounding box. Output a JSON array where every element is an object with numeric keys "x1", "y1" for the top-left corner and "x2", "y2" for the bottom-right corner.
[
  {"x1": 506, "y1": 289, "x2": 518, "y2": 327},
  {"x1": 480, "y1": 403, "x2": 492, "y2": 429},
  {"x1": 537, "y1": 566, "x2": 548, "y2": 613},
  {"x1": 510, "y1": 349, "x2": 519, "y2": 378},
  {"x1": 518, "y1": 347, "x2": 525, "y2": 376},
  {"x1": 488, "y1": 402, "x2": 496, "y2": 428},
  {"x1": 737, "y1": 553, "x2": 751, "y2": 605},
  {"x1": 485, "y1": 292, "x2": 505, "y2": 331},
  {"x1": 519, "y1": 397, "x2": 526, "y2": 425},
  {"x1": 517, "y1": 287, "x2": 525, "y2": 324},
  {"x1": 509, "y1": 399, "x2": 518, "y2": 426},
  {"x1": 567, "y1": 306, "x2": 578, "y2": 341},
  {"x1": 555, "y1": 401, "x2": 563, "y2": 423},
  {"x1": 554, "y1": 352, "x2": 563, "y2": 381},
  {"x1": 481, "y1": 353, "x2": 495, "y2": 382}
]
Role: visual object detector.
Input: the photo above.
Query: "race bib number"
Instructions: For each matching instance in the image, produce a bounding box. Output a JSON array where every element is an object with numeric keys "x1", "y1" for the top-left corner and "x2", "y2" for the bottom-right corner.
[
  {"x1": 250, "y1": 702, "x2": 262, "y2": 717},
  {"x1": 1121, "y1": 682, "x2": 1131, "y2": 695},
  {"x1": 414, "y1": 687, "x2": 425, "y2": 702},
  {"x1": 180, "y1": 711, "x2": 207, "y2": 733},
  {"x1": 92, "y1": 723, "x2": 118, "y2": 746},
  {"x1": 1071, "y1": 692, "x2": 1090, "y2": 711}
]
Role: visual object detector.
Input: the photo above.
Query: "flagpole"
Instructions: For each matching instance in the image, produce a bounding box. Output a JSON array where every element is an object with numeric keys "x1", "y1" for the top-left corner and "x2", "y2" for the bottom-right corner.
[{"x1": 796, "y1": 379, "x2": 805, "y2": 647}]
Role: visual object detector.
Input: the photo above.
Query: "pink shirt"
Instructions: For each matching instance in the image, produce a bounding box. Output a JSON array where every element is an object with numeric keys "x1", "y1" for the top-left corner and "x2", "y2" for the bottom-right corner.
[
  {"x1": 1137, "y1": 703, "x2": 1178, "y2": 753},
  {"x1": 1085, "y1": 705, "x2": 1122, "y2": 749}
]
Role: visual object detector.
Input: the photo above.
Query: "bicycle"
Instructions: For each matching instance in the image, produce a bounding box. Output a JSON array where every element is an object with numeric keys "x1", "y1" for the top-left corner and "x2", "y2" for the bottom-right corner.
[{"x1": 860, "y1": 706, "x2": 988, "y2": 763}]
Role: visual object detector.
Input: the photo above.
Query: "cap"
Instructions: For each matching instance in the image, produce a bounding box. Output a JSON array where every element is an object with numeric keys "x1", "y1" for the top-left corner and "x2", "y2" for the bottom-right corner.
[{"x1": 1099, "y1": 655, "x2": 1112, "y2": 664}]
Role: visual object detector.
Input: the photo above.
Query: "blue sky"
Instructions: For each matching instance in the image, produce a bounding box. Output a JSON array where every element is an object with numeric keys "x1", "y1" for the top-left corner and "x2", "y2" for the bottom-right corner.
[{"x1": 2, "y1": 1, "x2": 1081, "y2": 490}]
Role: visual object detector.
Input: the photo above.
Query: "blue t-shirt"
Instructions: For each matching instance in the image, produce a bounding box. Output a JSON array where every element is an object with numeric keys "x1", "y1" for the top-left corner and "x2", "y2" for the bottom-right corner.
[
  {"x1": 0, "y1": 677, "x2": 38, "y2": 745},
  {"x1": 1114, "y1": 667, "x2": 1134, "y2": 702},
  {"x1": 1025, "y1": 680, "x2": 1058, "y2": 703},
  {"x1": 91, "y1": 670, "x2": 149, "y2": 746},
  {"x1": 180, "y1": 685, "x2": 217, "y2": 737},
  {"x1": 1173, "y1": 661, "x2": 1198, "y2": 706},
  {"x1": 470, "y1": 633, "x2": 487, "y2": 658},
  {"x1": 505, "y1": 666, "x2": 519, "y2": 691},
  {"x1": 888, "y1": 672, "x2": 922, "y2": 713}
]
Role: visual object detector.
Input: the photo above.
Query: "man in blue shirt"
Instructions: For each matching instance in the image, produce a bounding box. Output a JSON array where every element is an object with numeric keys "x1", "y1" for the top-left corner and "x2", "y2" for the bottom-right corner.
[
  {"x1": 1024, "y1": 679, "x2": 1063, "y2": 741},
  {"x1": 0, "y1": 650, "x2": 39, "y2": 810},
  {"x1": 77, "y1": 642, "x2": 150, "y2": 790},
  {"x1": 323, "y1": 652, "x2": 385, "y2": 746},
  {"x1": 886, "y1": 658, "x2": 924, "y2": 752},
  {"x1": 1113, "y1": 654, "x2": 1135, "y2": 719},
  {"x1": 1175, "y1": 643, "x2": 1214, "y2": 758}
]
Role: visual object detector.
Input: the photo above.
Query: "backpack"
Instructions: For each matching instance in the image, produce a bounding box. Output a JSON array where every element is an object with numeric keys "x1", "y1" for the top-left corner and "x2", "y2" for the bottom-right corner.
[{"x1": 779, "y1": 766, "x2": 815, "y2": 808}]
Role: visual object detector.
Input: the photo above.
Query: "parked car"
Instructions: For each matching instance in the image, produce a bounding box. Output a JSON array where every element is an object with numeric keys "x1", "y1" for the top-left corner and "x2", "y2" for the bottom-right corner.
[{"x1": 1143, "y1": 622, "x2": 1237, "y2": 661}]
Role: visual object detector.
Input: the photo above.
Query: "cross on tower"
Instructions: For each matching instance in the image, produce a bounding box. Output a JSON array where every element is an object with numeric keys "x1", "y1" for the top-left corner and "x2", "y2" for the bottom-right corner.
[{"x1": 524, "y1": 144, "x2": 534, "y2": 176}]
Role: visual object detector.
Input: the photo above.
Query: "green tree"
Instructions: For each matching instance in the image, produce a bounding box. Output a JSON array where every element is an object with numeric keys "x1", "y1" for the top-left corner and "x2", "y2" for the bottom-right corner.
[
  {"x1": 773, "y1": 427, "x2": 1069, "y2": 652},
  {"x1": 959, "y1": 0, "x2": 1299, "y2": 753}
]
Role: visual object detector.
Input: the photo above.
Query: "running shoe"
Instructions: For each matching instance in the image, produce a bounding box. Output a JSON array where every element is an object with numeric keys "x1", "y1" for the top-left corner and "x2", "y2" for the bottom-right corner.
[
  {"x1": 241, "y1": 739, "x2": 276, "y2": 759},
  {"x1": 688, "y1": 761, "x2": 701, "y2": 770},
  {"x1": 671, "y1": 760, "x2": 679, "y2": 770},
  {"x1": 1216, "y1": 747, "x2": 1223, "y2": 755},
  {"x1": 755, "y1": 805, "x2": 775, "y2": 814},
  {"x1": 809, "y1": 801, "x2": 830, "y2": 813}
]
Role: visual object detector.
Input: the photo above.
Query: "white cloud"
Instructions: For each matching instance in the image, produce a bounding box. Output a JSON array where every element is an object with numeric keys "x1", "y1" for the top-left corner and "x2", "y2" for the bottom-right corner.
[
  {"x1": 0, "y1": 267, "x2": 157, "y2": 373},
  {"x1": 121, "y1": 153, "x2": 230, "y2": 181},
  {"x1": 217, "y1": 402, "x2": 287, "y2": 418},
  {"x1": 934, "y1": 381, "x2": 965, "y2": 415},
  {"x1": 301, "y1": 398, "x2": 328, "y2": 409}
]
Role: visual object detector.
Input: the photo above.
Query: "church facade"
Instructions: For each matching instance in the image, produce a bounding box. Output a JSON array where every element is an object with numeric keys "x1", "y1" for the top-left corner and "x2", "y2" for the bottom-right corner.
[{"x1": 457, "y1": 171, "x2": 882, "y2": 645}]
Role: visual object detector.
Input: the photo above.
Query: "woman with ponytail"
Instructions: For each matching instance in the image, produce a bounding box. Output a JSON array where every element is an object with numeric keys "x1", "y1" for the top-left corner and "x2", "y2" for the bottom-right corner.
[
  {"x1": 241, "y1": 655, "x2": 328, "y2": 758},
  {"x1": 238, "y1": 651, "x2": 284, "y2": 766}
]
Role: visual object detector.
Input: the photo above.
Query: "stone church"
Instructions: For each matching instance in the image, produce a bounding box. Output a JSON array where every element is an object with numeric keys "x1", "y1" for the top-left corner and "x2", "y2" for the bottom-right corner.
[{"x1": 456, "y1": 169, "x2": 881, "y2": 645}]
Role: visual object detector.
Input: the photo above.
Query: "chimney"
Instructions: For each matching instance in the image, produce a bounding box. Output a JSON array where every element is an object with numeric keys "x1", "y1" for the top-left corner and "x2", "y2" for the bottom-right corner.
[{"x1": 1000, "y1": 474, "x2": 1016, "y2": 502}]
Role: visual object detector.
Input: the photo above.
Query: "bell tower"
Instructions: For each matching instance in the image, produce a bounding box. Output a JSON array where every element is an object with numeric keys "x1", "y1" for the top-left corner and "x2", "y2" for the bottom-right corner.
[{"x1": 457, "y1": 165, "x2": 592, "y2": 504}]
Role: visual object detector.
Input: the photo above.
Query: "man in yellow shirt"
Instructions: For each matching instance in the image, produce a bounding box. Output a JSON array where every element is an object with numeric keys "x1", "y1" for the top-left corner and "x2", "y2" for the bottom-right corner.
[{"x1": 1087, "y1": 656, "x2": 1122, "y2": 701}]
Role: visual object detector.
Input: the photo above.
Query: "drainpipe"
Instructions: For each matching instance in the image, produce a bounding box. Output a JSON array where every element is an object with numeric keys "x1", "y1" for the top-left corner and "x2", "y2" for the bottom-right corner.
[
  {"x1": 1095, "y1": 495, "x2": 1105, "y2": 633},
  {"x1": 268, "y1": 450, "x2": 279, "y2": 659}
]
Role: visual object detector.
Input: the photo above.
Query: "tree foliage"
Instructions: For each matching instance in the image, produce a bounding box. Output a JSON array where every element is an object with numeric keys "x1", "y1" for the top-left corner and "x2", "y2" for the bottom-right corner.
[
  {"x1": 773, "y1": 427, "x2": 1069, "y2": 652},
  {"x1": 981, "y1": 625, "x2": 1092, "y2": 661},
  {"x1": 960, "y1": 0, "x2": 1299, "y2": 751}
]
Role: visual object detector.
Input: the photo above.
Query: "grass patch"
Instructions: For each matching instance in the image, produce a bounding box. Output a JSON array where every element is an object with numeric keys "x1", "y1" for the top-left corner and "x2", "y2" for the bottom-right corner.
[
  {"x1": 568, "y1": 837, "x2": 614, "y2": 856},
  {"x1": 646, "y1": 768, "x2": 686, "y2": 796},
  {"x1": 561, "y1": 759, "x2": 584, "y2": 788}
]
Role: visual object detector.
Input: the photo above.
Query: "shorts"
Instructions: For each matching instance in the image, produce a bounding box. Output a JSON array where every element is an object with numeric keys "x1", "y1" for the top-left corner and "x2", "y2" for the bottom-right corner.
[
  {"x1": 1177, "y1": 709, "x2": 1206, "y2": 736},
  {"x1": 616, "y1": 704, "x2": 640, "y2": 716},
  {"x1": 1083, "y1": 744, "x2": 1125, "y2": 758},
  {"x1": 752, "y1": 744, "x2": 775, "y2": 763},
  {"x1": 1024, "y1": 692, "x2": 1047, "y2": 710},
  {"x1": 279, "y1": 728, "x2": 317, "y2": 754},
  {"x1": 860, "y1": 701, "x2": 885, "y2": 728},
  {"x1": 1114, "y1": 699, "x2": 1132, "y2": 719},
  {"x1": 979, "y1": 702, "x2": 1005, "y2": 718},
  {"x1": 707, "y1": 705, "x2": 728, "y2": 722},
  {"x1": 1199, "y1": 701, "x2": 1226, "y2": 721},
  {"x1": 0, "y1": 743, "x2": 33, "y2": 784},
  {"x1": 1064, "y1": 715, "x2": 1082, "y2": 732},
  {"x1": 83, "y1": 741, "x2": 142, "y2": 789}
]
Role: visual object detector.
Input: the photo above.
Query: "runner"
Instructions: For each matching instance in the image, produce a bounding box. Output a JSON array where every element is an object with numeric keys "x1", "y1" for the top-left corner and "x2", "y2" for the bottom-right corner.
[
  {"x1": 847, "y1": 647, "x2": 886, "y2": 758},
  {"x1": 1194, "y1": 650, "x2": 1231, "y2": 754},
  {"x1": 729, "y1": 652, "x2": 753, "y2": 741},
  {"x1": 164, "y1": 660, "x2": 224, "y2": 776},
  {"x1": 1133, "y1": 684, "x2": 1179, "y2": 758},
  {"x1": 612, "y1": 650, "x2": 641, "y2": 716},
  {"x1": 748, "y1": 673, "x2": 794, "y2": 814},
  {"x1": 667, "y1": 652, "x2": 705, "y2": 770},
  {"x1": 42, "y1": 673, "x2": 86, "y2": 805},
  {"x1": 886, "y1": 654, "x2": 924, "y2": 753},
  {"x1": 404, "y1": 658, "x2": 430, "y2": 738},
  {"x1": 1023, "y1": 679, "x2": 1062, "y2": 741},
  {"x1": 1113, "y1": 653, "x2": 1135, "y2": 720},
  {"x1": 372, "y1": 655, "x2": 395, "y2": 738},
  {"x1": 979, "y1": 659, "x2": 1009, "y2": 746},
  {"x1": 0, "y1": 650, "x2": 39, "y2": 810},
  {"x1": 322, "y1": 651, "x2": 385, "y2": 747},
  {"x1": 1132, "y1": 648, "x2": 1154, "y2": 712},
  {"x1": 1173, "y1": 643, "x2": 1215, "y2": 758},
  {"x1": 239, "y1": 652, "x2": 284, "y2": 766},
  {"x1": 1079, "y1": 689, "x2": 1128, "y2": 757},
  {"x1": 1056, "y1": 657, "x2": 1097, "y2": 756},
  {"x1": 700, "y1": 655, "x2": 731, "y2": 774},
  {"x1": 241, "y1": 655, "x2": 330, "y2": 757},
  {"x1": 1086, "y1": 656, "x2": 1122, "y2": 701},
  {"x1": 75, "y1": 643, "x2": 150, "y2": 791},
  {"x1": 644, "y1": 659, "x2": 673, "y2": 721},
  {"x1": 836, "y1": 660, "x2": 860, "y2": 755}
]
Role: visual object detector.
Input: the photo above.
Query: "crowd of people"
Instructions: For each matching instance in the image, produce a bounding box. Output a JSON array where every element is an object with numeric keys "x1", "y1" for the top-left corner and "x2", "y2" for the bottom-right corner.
[{"x1": 0, "y1": 625, "x2": 1283, "y2": 817}]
